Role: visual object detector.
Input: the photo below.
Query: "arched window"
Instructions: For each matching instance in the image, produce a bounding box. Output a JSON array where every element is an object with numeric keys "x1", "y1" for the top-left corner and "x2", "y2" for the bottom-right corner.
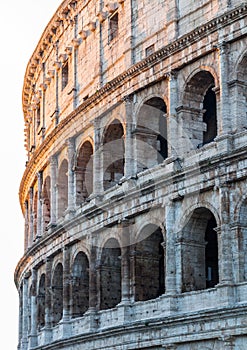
[
  {"x1": 181, "y1": 70, "x2": 217, "y2": 150},
  {"x1": 103, "y1": 120, "x2": 125, "y2": 190},
  {"x1": 57, "y1": 160, "x2": 68, "y2": 218},
  {"x1": 71, "y1": 252, "x2": 89, "y2": 318},
  {"x1": 235, "y1": 53, "x2": 247, "y2": 129},
  {"x1": 42, "y1": 176, "x2": 51, "y2": 232},
  {"x1": 51, "y1": 263, "x2": 63, "y2": 326},
  {"x1": 135, "y1": 97, "x2": 167, "y2": 172},
  {"x1": 75, "y1": 141, "x2": 93, "y2": 204},
  {"x1": 134, "y1": 225, "x2": 165, "y2": 301},
  {"x1": 100, "y1": 238, "x2": 121, "y2": 310},
  {"x1": 37, "y1": 274, "x2": 46, "y2": 329},
  {"x1": 181, "y1": 208, "x2": 219, "y2": 292}
]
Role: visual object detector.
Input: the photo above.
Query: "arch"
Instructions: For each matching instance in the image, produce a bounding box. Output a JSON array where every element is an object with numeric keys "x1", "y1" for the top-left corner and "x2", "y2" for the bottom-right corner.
[
  {"x1": 102, "y1": 119, "x2": 125, "y2": 190},
  {"x1": 134, "y1": 224, "x2": 165, "y2": 301},
  {"x1": 42, "y1": 176, "x2": 51, "y2": 232},
  {"x1": 57, "y1": 159, "x2": 68, "y2": 218},
  {"x1": 75, "y1": 140, "x2": 93, "y2": 204},
  {"x1": 37, "y1": 274, "x2": 46, "y2": 329},
  {"x1": 135, "y1": 97, "x2": 168, "y2": 172},
  {"x1": 51, "y1": 263, "x2": 63, "y2": 326},
  {"x1": 71, "y1": 251, "x2": 89, "y2": 318},
  {"x1": 181, "y1": 207, "x2": 219, "y2": 292},
  {"x1": 100, "y1": 238, "x2": 121, "y2": 310},
  {"x1": 181, "y1": 70, "x2": 217, "y2": 149},
  {"x1": 234, "y1": 51, "x2": 247, "y2": 129}
]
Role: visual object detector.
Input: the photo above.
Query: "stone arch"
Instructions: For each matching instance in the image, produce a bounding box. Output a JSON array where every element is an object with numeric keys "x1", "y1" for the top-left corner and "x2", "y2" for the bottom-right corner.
[
  {"x1": 42, "y1": 176, "x2": 51, "y2": 232},
  {"x1": 57, "y1": 159, "x2": 68, "y2": 218},
  {"x1": 71, "y1": 251, "x2": 89, "y2": 318},
  {"x1": 51, "y1": 263, "x2": 63, "y2": 326},
  {"x1": 134, "y1": 224, "x2": 165, "y2": 301},
  {"x1": 100, "y1": 238, "x2": 121, "y2": 310},
  {"x1": 234, "y1": 51, "x2": 247, "y2": 128},
  {"x1": 75, "y1": 140, "x2": 94, "y2": 204},
  {"x1": 181, "y1": 207, "x2": 219, "y2": 292},
  {"x1": 37, "y1": 273, "x2": 46, "y2": 329},
  {"x1": 102, "y1": 119, "x2": 125, "y2": 190},
  {"x1": 135, "y1": 97, "x2": 168, "y2": 172},
  {"x1": 181, "y1": 69, "x2": 217, "y2": 149}
]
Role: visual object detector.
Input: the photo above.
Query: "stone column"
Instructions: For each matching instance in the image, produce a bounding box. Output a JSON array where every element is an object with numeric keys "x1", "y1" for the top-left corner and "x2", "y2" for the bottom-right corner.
[
  {"x1": 18, "y1": 287, "x2": 23, "y2": 350},
  {"x1": 93, "y1": 120, "x2": 103, "y2": 196},
  {"x1": 123, "y1": 96, "x2": 135, "y2": 178},
  {"x1": 29, "y1": 269, "x2": 38, "y2": 348},
  {"x1": 66, "y1": 137, "x2": 76, "y2": 214},
  {"x1": 120, "y1": 220, "x2": 133, "y2": 303},
  {"x1": 49, "y1": 156, "x2": 57, "y2": 227},
  {"x1": 89, "y1": 246, "x2": 98, "y2": 311},
  {"x1": 36, "y1": 171, "x2": 43, "y2": 238},
  {"x1": 167, "y1": 71, "x2": 179, "y2": 158},
  {"x1": 218, "y1": 42, "x2": 231, "y2": 134},
  {"x1": 29, "y1": 187, "x2": 34, "y2": 247},
  {"x1": 218, "y1": 184, "x2": 233, "y2": 284},
  {"x1": 21, "y1": 276, "x2": 29, "y2": 350},
  {"x1": 24, "y1": 200, "x2": 29, "y2": 251},
  {"x1": 44, "y1": 258, "x2": 52, "y2": 343},
  {"x1": 63, "y1": 246, "x2": 71, "y2": 321},
  {"x1": 62, "y1": 246, "x2": 71, "y2": 337},
  {"x1": 165, "y1": 201, "x2": 177, "y2": 294}
]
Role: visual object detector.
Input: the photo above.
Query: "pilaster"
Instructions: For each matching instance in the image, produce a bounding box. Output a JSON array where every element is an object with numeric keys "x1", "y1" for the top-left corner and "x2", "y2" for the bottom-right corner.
[
  {"x1": 123, "y1": 95, "x2": 135, "y2": 178},
  {"x1": 66, "y1": 137, "x2": 76, "y2": 215},
  {"x1": 93, "y1": 119, "x2": 103, "y2": 196},
  {"x1": 44, "y1": 258, "x2": 52, "y2": 343},
  {"x1": 49, "y1": 156, "x2": 57, "y2": 228},
  {"x1": 218, "y1": 42, "x2": 231, "y2": 134},
  {"x1": 29, "y1": 269, "x2": 38, "y2": 348},
  {"x1": 36, "y1": 171, "x2": 43, "y2": 238}
]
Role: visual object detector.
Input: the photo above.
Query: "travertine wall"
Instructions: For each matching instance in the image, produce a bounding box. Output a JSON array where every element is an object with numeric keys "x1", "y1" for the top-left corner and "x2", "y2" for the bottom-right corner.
[{"x1": 16, "y1": 1, "x2": 247, "y2": 350}]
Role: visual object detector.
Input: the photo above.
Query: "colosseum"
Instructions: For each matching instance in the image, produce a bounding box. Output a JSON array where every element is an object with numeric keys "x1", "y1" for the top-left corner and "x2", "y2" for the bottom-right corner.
[{"x1": 15, "y1": 0, "x2": 247, "y2": 349}]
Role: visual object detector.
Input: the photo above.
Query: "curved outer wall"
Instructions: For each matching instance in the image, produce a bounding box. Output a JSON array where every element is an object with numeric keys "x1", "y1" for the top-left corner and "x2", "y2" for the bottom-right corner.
[{"x1": 16, "y1": 0, "x2": 247, "y2": 349}]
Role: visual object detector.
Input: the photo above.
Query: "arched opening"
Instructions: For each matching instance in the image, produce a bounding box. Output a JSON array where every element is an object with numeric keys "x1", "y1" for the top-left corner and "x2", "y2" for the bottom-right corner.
[
  {"x1": 100, "y1": 238, "x2": 121, "y2": 310},
  {"x1": 203, "y1": 86, "x2": 217, "y2": 145},
  {"x1": 57, "y1": 160, "x2": 68, "y2": 218},
  {"x1": 71, "y1": 252, "x2": 89, "y2": 318},
  {"x1": 182, "y1": 70, "x2": 217, "y2": 150},
  {"x1": 135, "y1": 97, "x2": 168, "y2": 172},
  {"x1": 37, "y1": 274, "x2": 46, "y2": 329},
  {"x1": 42, "y1": 176, "x2": 51, "y2": 232},
  {"x1": 103, "y1": 120, "x2": 125, "y2": 190},
  {"x1": 181, "y1": 208, "x2": 219, "y2": 292},
  {"x1": 75, "y1": 141, "x2": 93, "y2": 204},
  {"x1": 51, "y1": 263, "x2": 63, "y2": 326},
  {"x1": 235, "y1": 53, "x2": 247, "y2": 129},
  {"x1": 134, "y1": 225, "x2": 165, "y2": 301}
]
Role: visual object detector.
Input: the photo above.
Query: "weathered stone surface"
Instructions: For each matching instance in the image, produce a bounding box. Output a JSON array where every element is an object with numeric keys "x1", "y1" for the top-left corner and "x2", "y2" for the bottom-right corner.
[{"x1": 16, "y1": 0, "x2": 247, "y2": 349}]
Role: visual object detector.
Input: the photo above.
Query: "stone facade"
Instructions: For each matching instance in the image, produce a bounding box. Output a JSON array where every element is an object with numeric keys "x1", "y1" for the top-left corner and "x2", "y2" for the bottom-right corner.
[{"x1": 15, "y1": 0, "x2": 247, "y2": 349}]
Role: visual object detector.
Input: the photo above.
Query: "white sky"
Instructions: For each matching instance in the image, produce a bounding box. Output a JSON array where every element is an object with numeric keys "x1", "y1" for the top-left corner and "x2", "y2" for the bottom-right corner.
[{"x1": 0, "y1": 1, "x2": 62, "y2": 349}]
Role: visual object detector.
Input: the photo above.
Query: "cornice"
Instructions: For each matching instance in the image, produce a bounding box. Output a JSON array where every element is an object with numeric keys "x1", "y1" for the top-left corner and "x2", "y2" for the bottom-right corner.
[{"x1": 19, "y1": 3, "x2": 247, "y2": 211}]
